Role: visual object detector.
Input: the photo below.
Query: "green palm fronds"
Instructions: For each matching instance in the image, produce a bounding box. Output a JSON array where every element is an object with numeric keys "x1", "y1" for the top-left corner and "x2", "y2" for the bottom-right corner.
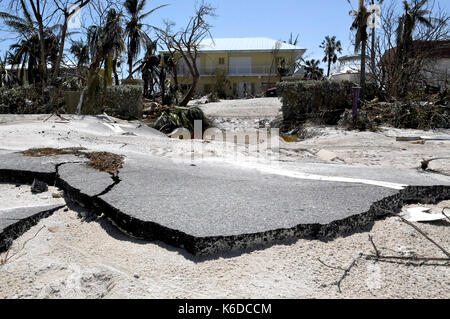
[{"x1": 152, "y1": 106, "x2": 210, "y2": 133}]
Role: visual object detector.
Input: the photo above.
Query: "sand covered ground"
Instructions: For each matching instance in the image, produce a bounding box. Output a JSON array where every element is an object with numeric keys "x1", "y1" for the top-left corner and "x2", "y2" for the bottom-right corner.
[
  {"x1": 0, "y1": 183, "x2": 448, "y2": 299},
  {"x1": 0, "y1": 97, "x2": 449, "y2": 299}
]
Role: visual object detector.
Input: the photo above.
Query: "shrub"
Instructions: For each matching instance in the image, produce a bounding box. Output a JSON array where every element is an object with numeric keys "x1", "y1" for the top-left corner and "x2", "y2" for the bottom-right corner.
[
  {"x1": 338, "y1": 109, "x2": 377, "y2": 131},
  {"x1": 103, "y1": 85, "x2": 143, "y2": 119},
  {"x1": 390, "y1": 102, "x2": 449, "y2": 129},
  {"x1": 0, "y1": 86, "x2": 45, "y2": 114},
  {"x1": 278, "y1": 80, "x2": 355, "y2": 130}
]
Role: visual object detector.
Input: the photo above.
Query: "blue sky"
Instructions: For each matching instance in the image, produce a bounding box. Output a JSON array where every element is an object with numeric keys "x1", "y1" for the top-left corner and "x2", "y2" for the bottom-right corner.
[
  {"x1": 1, "y1": 0, "x2": 449, "y2": 69},
  {"x1": 147, "y1": 0, "x2": 360, "y2": 62},
  {"x1": 126, "y1": 0, "x2": 449, "y2": 65}
]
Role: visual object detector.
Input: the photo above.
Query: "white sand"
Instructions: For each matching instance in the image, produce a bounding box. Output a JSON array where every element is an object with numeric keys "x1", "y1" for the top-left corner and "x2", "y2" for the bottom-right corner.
[
  {"x1": 0, "y1": 98, "x2": 449, "y2": 299},
  {"x1": 0, "y1": 185, "x2": 448, "y2": 299}
]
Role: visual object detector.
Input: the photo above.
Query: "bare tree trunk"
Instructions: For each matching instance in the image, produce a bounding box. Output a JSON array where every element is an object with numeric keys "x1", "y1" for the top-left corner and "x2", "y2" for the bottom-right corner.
[
  {"x1": 370, "y1": 0, "x2": 376, "y2": 73},
  {"x1": 180, "y1": 76, "x2": 198, "y2": 107},
  {"x1": 52, "y1": 15, "x2": 68, "y2": 82},
  {"x1": 52, "y1": 1, "x2": 91, "y2": 83}
]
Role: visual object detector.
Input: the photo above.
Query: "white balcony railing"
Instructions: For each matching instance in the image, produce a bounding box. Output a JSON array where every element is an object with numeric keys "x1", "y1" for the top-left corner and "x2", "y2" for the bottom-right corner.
[{"x1": 177, "y1": 65, "x2": 276, "y2": 76}]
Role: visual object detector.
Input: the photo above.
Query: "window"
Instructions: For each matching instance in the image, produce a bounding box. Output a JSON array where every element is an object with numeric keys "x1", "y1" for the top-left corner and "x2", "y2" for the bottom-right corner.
[
  {"x1": 218, "y1": 57, "x2": 225, "y2": 65},
  {"x1": 229, "y1": 57, "x2": 252, "y2": 75}
]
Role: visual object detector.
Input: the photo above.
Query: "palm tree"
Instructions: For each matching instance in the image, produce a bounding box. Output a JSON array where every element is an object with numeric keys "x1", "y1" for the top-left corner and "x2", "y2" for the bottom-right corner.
[
  {"x1": 9, "y1": 34, "x2": 40, "y2": 85},
  {"x1": 396, "y1": 0, "x2": 432, "y2": 64},
  {"x1": 350, "y1": 0, "x2": 371, "y2": 96},
  {"x1": 87, "y1": 9, "x2": 124, "y2": 87},
  {"x1": 286, "y1": 32, "x2": 299, "y2": 46},
  {"x1": 320, "y1": 36, "x2": 343, "y2": 77},
  {"x1": 123, "y1": 0, "x2": 167, "y2": 79},
  {"x1": 0, "y1": 1, "x2": 59, "y2": 86},
  {"x1": 70, "y1": 40, "x2": 89, "y2": 68},
  {"x1": 394, "y1": 0, "x2": 433, "y2": 97},
  {"x1": 0, "y1": 53, "x2": 15, "y2": 87},
  {"x1": 138, "y1": 41, "x2": 159, "y2": 97},
  {"x1": 304, "y1": 59, "x2": 324, "y2": 80}
]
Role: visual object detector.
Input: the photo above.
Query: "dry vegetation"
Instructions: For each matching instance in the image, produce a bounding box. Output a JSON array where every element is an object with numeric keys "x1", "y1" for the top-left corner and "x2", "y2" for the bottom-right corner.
[{"x1": 19, "y1": 148, "x2": 124, "y2": 173}]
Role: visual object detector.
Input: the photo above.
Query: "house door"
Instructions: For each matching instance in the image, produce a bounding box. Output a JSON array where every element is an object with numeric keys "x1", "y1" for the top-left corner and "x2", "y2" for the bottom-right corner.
[{"x1": 238, "y1": 81, "x2": 249, "y2": 98}]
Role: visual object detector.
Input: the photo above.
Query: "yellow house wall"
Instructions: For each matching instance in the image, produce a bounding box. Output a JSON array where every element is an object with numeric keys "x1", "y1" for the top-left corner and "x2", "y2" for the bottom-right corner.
[{"x1": 174, "y1": 50, "x2": 296, "y2": 96}]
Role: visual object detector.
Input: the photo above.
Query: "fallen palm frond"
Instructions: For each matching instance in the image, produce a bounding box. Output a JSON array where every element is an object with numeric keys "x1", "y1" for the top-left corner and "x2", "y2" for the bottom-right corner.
[{"x1": 151, "y1": 106, "x2": 210, "y2": 134}]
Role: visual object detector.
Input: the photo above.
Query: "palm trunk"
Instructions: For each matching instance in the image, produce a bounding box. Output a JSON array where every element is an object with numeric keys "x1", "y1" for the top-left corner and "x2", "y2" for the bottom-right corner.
[
  {"x1": 128, "y1": 53, "x2": 133, "y2": 79},
  {"x1": 160, "y1": 68, "x2": 167, "y2": 105},
  {"x1": 113, "y1": 58, "x2": 120, "y2": 85},
  {"x1": 327, "y1": 60, "x2": 331, "y2": 78}
]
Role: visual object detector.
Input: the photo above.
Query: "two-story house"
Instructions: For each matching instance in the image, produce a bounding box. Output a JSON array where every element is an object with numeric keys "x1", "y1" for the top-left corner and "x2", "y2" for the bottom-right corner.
[{"x1": 170, "y1": 37, "x2": 305, "y2": 98}]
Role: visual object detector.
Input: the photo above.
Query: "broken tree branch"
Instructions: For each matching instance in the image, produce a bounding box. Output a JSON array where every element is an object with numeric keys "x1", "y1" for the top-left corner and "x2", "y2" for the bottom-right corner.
[
  {"x1": 363, "y1": 254, "x2": 449, "y2": 262},
  {"x1": 335, "y1": 254, "x2": 361, "y2": 294},
  {"x1": 317, "y1": 258, "x2": 345, "y2": 271},
  {"x1": 0, "y1": 225, "x2": 47, "y2": 265},
  {"x1": 442, "y1": 207, "x2": 450, "y2": 223},
  {"x1": 368, "y1": 235, "x2": 380, "y2": 258},
  {"x1": 318, "y1": 254, "x2": 362, "y2": 294},
  {"x1": 364, "y1": 235, "x2": 448, "y2": 264},
  {"x1": 396, "y1": 215, "x2": 450, "y2": 259}
]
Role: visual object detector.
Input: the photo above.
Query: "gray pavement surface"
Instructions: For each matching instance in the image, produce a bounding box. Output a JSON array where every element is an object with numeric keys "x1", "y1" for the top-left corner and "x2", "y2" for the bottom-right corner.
[
  {"x1": 1, "y1": 150, "x2": 450, "y2": 254},
  {"x1": 0, "y1": 205, "x2": 63, "y2": 231},
  {"x1": 58, "y1": 163, "x2": 113, "y2": 197},
  {"x1": 282, "y1": 162, "x2": 450, "y2": 186},
  {"x1": 100, "y1": 156, "x2": 398, "y2": 237}
]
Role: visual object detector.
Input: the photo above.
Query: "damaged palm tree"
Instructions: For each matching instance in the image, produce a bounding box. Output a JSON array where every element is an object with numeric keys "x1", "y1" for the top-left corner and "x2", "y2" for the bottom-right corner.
[
  {"x1": 151, "y1": 106, "x2": 210, "y2": 134},
  {"x1": 349, "y1": 0, "x2": 371, "y2": 98},
  {"x1": 85, "y1": 8, "x2": 125, "y2": 114},
  {"x1": 395, "y1": 0, "x2": 433, "y2": 97},
  {"x1": 123, "y1": 0, "x2": 167, "y2": 79}
]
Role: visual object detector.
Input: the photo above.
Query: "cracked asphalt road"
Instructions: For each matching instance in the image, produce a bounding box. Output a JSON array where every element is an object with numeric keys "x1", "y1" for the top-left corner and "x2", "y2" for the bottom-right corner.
[
  {"x1": 0, "y1": 113, "x2": 449, "y2": 255},
  {"x1": 0, "y1": 109, "x2": 449, "y2": 298}
]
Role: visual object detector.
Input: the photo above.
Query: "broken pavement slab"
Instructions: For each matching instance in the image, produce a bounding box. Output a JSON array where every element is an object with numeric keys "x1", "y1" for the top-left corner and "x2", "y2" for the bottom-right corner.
[
  {"x1": 0, "y1": 204, "x2": 65, "y2": 252},
  {"x1": 0, "y1": 151, "x2": 450, "y2": 256}
]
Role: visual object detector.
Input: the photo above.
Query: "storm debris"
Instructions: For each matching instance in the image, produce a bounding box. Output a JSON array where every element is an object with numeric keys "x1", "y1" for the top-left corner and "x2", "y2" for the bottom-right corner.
[
  {"x1": 84, "y1": 152, "x2": 124, "y2": 174},
  {"x1": 19, "y1": 147, "x2": 87, "y2": 157},
  {"x1": 19, "y1": 148, "x2": 124, "y2": 174},
  {"x1": 31, "y1": 179, "x2": 48, "y2": 194}
]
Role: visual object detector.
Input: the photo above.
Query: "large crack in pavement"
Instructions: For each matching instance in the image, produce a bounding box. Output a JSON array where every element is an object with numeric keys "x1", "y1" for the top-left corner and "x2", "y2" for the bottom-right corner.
[
  {"x1": 94, "y1": 172, "x2": 122, "y2": 198},
  {"x1": 0, "y1": 156, "x2": 450, "y2": 256},
  {"x1": 0, "y1": 205, "x2": 66, "y2": 253}
]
